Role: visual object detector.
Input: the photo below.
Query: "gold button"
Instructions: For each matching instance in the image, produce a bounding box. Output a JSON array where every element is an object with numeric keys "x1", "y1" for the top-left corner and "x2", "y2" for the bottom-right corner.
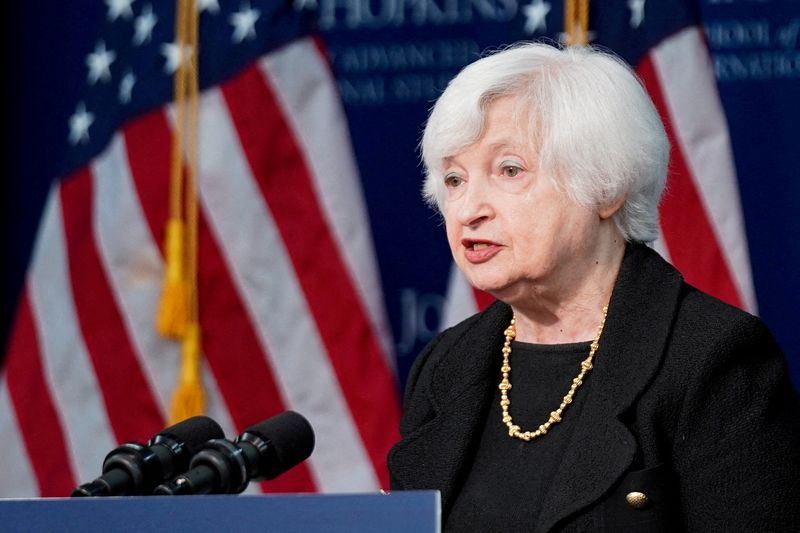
[{"x1": 625, "y1": 491, "x2": 650, "y2": 509}]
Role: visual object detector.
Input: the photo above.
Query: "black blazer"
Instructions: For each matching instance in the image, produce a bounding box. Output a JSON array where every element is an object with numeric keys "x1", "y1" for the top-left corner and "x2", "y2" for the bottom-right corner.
[{"x1": 388, "y1": 244, "x2": 800, "y2": 532}]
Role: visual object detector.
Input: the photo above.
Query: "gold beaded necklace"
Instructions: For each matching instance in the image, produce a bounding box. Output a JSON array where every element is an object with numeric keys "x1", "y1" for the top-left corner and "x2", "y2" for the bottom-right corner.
[{"x1": 499, "y1": 305, "x2": 608, "y2": 441}]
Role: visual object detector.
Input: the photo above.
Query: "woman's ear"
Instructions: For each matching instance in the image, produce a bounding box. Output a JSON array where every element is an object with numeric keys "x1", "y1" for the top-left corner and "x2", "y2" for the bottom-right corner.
[{"x1": 598, "y1": 195, "x2": 626, "y2": 220}]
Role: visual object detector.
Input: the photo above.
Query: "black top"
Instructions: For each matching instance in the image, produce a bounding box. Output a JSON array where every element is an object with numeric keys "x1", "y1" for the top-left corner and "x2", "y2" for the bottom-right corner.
[
  {"x1": 389, "y1": 243, "x2": 800, "y2": 532},
  {"x1": 447, "y1": 341, "x2": 593, "y2": 532}
]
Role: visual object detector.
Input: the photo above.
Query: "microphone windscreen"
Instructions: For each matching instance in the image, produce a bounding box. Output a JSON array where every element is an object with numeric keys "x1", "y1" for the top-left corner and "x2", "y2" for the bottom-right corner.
[
  {"x1": 245, "y1": 411, "x2": 315, "y2": 478},
  {"x1": 152, "y1": 416, "x2": 225, "y2": 453}
]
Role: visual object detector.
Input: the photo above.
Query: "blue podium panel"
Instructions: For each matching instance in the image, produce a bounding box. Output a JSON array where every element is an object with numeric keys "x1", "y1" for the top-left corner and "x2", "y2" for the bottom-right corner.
[{"x1": 0, "y1": 491, "x2": 440, "y2": 532}]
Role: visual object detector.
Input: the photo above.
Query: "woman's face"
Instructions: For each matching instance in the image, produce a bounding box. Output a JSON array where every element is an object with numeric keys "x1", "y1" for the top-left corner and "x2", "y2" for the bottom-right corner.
[{"x1": 441, "y1": 96, "x2": 603, "y2": 304}]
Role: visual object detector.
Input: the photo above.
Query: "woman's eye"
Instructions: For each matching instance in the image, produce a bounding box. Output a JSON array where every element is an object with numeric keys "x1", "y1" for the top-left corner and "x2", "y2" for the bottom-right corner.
[
  {"x1": 501, "y1": 163, "x2": 523, "y2": 178},
  {"x1": 444, "y1": 173, "x2": 463, "y2": 188}
]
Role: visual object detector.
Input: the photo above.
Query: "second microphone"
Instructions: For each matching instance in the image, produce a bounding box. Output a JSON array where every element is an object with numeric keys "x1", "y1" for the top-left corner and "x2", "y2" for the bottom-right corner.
[{"x1": 154, "y1": 411, "x2": 315, "y2": 495}]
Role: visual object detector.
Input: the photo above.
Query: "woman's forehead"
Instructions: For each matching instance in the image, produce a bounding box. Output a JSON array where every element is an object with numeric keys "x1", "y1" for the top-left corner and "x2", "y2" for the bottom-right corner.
[
  {"x1": 482, "y1": 97, "x2": 532, "y2": 140},
  {"x1": 436, "y1": 95, "x2": 537, "y2": 168},
  {"x1": 444, "y1": 119, "x2": 532, "y2": 164}
]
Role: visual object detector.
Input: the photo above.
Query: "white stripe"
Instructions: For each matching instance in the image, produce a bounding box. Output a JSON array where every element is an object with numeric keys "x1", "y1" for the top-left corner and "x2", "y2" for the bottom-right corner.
[
  {"x1": 91, "y1": 134, "x2": 174, "y2": 416},
  {"x1": 260, "y1": 39, "x2": 395, "y2": 365},
  {"x1": 91, "y1": 125, "x2": 255, "y2": 477},
  {"x1": 28, "y1": 189, "x2": 117, "y2": 484},
  {"x1": 651, "y1": 27, "x2": 757, "y2": 313},
  {"x1": 0, "y1": 380, "x2": 39, "y2": 497},
  {"x1": 651, "y1": 227, "x2": 672, "y2": 263},
  {"x1": 194, "y1": 88, "x2": 378, "y2": 492},
  {"x1": 441, "y1": 263, "x2": 479, "y2": 330}
]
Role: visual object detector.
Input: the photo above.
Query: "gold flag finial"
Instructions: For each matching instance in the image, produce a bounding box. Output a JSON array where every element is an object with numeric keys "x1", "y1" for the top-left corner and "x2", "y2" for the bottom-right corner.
[{"x1": 564, "y1": 0, "x2": 590, "y2": 46}]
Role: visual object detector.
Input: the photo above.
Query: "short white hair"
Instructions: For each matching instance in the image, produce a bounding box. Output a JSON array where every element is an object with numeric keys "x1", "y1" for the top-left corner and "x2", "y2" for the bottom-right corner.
[{"x1": 421, "y1": 42, "x2": 669, "y2": 243}]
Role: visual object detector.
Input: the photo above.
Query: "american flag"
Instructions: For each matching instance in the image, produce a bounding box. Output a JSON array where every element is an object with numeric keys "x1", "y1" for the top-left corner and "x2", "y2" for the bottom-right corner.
[
  {"x1": 442, "y1": 0, "x2": 756, "y2": 326},
  {"x1": 1, "y1": 0, "x2": 399, "y2": 497}
]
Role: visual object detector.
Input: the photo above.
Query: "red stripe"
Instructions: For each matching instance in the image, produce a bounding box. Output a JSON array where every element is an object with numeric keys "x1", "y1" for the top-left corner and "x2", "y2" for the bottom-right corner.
[
  {"x1": 636, "y1": 56, "x2": 743, "y2": 309},
  {"x1": 5, "y1": 291, "x2": 76, "y2": 496},
  {"x1": 121, "y1": 111, "x2": 175, "y2": 247},
  {"x1": 122, "y1": 110, "x2": 317, "y2": 492},
  {"x1": 196, "y1": 214, "x2": 317, "y2": 492},
  {"x1": 59, "y1": 168, "x2": 164, "y2": 443},
  {"x1": 221, "y1": 63, "x2": 400, "y2": 486},
  {"x1": 472, "y1": 287, "x2": 495, "y2": 311}
]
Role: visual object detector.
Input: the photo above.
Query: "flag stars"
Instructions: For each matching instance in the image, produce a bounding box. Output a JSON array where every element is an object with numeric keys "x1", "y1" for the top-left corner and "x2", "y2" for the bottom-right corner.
[
  {"x1": 86, "y1": 41, "x2": 116, "y2": 84},
  {"x1": 161, "y1": 42, "x2": 193, "y2": 74},
  {"x1": 628, "y1": 0, "x2": 646, "y2": 29},
  {"x1": 69, "y1": 102, "x2": 95, "y2": 145},
  {"x1": 523, "y1": 0, "x2": 551, "y2": 35},
  {"x1": 105, "y1": 0, "x2": 135, "y2": 21},
  {"x1": 133, "y1": 4, "x2": 158, "y2": 45},
  {"x1": 198, "y1": 0, "x2": 220, "y2": 14},
  {"x1": 119, "y1": 70, "x2": 136, "y2": 104},
  {"x1": 230, "y1": 2, "x2": 261, "y2": 43}
]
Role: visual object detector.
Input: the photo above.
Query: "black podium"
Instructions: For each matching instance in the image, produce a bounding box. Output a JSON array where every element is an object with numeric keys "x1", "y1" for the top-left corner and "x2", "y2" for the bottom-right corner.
[{"x1": 0, "y1": 491, "x2": 440, "y2": 532}]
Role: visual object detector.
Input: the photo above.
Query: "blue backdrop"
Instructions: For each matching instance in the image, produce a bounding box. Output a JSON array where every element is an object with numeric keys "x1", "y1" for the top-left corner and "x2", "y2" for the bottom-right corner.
[{"x1": 4, "y1": 0, "x2": 799, "y2": 391}]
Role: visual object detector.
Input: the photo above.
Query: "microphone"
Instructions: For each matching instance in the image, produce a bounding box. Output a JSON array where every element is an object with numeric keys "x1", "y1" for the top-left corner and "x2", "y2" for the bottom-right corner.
[
  {"x1": 153, "y1": 411, "x2": 314, "y2": 495},
  {"x1": 71, "y1": 415, "x2": 224, "y2": 497}
]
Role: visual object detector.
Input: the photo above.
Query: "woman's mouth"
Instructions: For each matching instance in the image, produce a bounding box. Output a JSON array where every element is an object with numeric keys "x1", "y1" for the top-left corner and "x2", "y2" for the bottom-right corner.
[{"x1": 462, "y1": 239, "x2": 502, "y2": 263}]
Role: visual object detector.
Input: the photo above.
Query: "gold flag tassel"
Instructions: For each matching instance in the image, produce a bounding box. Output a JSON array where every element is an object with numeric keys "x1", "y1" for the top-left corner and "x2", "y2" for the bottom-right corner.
[
  {"x1": 170, "y1": 323, "x2": 204, "y2": 424},
  {"x1": 156, "y1": 218, "x2": 188, "y2": 338},
  {"x1": 157, "y1": 0, "x2": 191, "y2": 339},
  {"x1": 564, "y1": 0, "x2": 590, "y2": 46},
  {"x1": 165, "y1": 0, "x2": 205, "y2": 423}
]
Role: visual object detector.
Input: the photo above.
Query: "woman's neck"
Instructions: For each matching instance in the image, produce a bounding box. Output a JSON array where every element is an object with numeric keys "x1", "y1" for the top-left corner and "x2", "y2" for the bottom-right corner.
[{"x1": 510, "y1": 237, "x2": 625, "y2": 344}]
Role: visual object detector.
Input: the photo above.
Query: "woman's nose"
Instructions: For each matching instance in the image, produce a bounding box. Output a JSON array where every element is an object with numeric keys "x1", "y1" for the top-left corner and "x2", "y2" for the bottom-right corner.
[{"x1": 456, "y1": 178, "x2": 493, "y2": 227}]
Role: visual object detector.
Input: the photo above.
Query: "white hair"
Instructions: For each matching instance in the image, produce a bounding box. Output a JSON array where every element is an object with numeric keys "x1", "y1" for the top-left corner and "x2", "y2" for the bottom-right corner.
[{"x1": 421, "y1": 42, "x2": 669, "y2": 243}]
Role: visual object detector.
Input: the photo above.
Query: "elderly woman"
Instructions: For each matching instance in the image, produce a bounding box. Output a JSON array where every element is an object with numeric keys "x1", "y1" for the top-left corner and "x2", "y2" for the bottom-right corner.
[{"x1": 387, "y1": 43, "x2": 800, "y2": 532}]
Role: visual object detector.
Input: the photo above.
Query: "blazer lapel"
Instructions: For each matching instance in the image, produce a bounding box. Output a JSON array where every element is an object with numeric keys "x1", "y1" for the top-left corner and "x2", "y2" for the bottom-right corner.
[
  {"x1": 389, "y1": 302, "x2": 512, "y2": 513},
  {"x1": 536, "y1": 244, "x2": 685, "y2": 532}
]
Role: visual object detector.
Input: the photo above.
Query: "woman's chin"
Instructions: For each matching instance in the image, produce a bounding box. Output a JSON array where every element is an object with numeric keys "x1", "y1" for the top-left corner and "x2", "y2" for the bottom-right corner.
[
  {"x1": 467, "y1": 278, "x2": 513, "y2": 299},
  {"x1": 470, "y1": 278, "x2": 538, "y2": 306}
]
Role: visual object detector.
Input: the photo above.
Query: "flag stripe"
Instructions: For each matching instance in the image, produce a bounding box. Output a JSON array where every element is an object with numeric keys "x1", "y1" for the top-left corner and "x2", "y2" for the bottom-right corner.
[
  {"x1": 472, "y1": 288, "x2": 496, "y2": 311},
  {"x1": 124, "y1": 108, "x2": 276, "y2": 433},
  {"x1": 122, "y1": 108, "x2": 316, "y2": 491},
  {"x1": 121, "y1": 111, "x2": 247, "y2": 447},
  {"x1": 195, "y1": 214, "x2": 318, "y2": 492},
  {"x1": 221, "y1": 63, "x2": 399, "y2": 486},
  {"x1": 3, "y1": 294, "x2": 73, "y2": 497},
  {"x1": 637, "y1": 54, "x2": 743, "y2": 309},
  {"x1": 651, "y1": 227, "x2": 672, "y2": 263},
  {"x1": 194, "y1": 85, "x2": 378, "y2": 491},
  {"x1": 120, "y1": 112, "x2": 173, "y2": 250},
  {"x1": 0, "y1": 382, "x2": 40, "y2": 497},
  {"x1": 260, "y1": 39, "x2": 394, "y2": 361},
  {"x1": 650, "y1": 27, "x2": 756, "y2": 312},
  {"x1": 441, "y1": 266, "x2": 479, "y2": 330},
  {"x1": 59, "y1": 170, "x2": 164, "y2": 443},
  {"x1": 28, "y1": 192, "x2": 117, "y2": 485},
  {"x1": 92, "y1": 133, "x2": 175, "y2": 416}
]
